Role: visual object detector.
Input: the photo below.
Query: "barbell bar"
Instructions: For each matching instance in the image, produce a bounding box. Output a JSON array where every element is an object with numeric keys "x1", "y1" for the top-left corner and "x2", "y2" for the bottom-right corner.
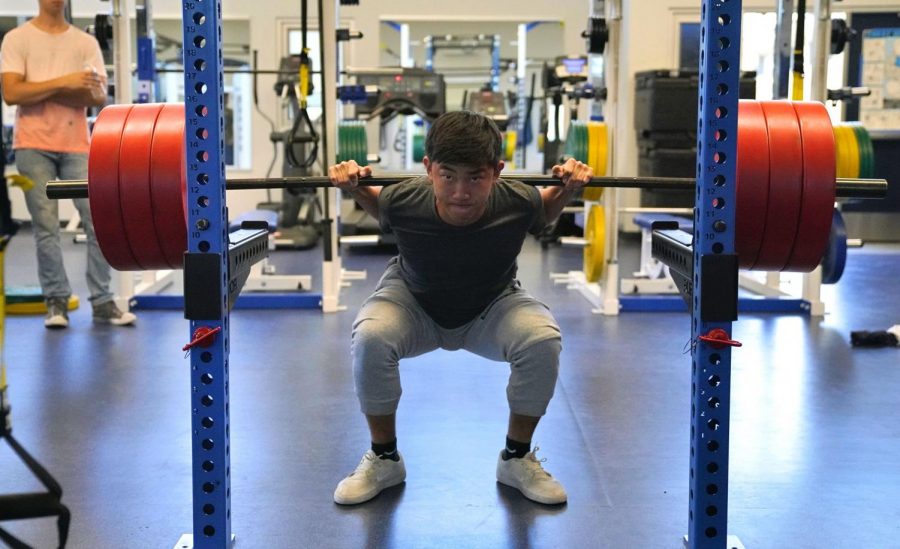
[
  {"x1": 44, "y1": 174, "x2": 884, "y2": 200},
  {"x1": 43, "y1": 101, "x2": 887, "y2": 272}
]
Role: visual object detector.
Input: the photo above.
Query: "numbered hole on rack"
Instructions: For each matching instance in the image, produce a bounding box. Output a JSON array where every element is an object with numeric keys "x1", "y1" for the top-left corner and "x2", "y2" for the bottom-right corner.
[
  {"x1": 202, "y1": 503, "x2": 215, "y2": 515},
  {"x1": 716, "y1": 84, "x2": 729, "y2": 97},
  {"x1": 195, "y1": 82, "x2": 208, "y2": 95},
  {"x1": 202, "y1": 438, "x2": 215, "y2": 451},
  {"x1": 712, "y1": 197, "x2": 726, "y2": 209},
  {"x1": 707, "y1": 418, "x2": 720, "y2": 431},
  {"x1": 709, "y1": 353, "x2": 721, "y2": 365},
  {"x1": 197, "y1": 128, "x2": 209, "y2": 140},
  {"x1": 706, "y1": 483, "x2": 718, "y2": 495},
  {"x1": 194, "y1": 59, "x2": 206, "y2": 71},
  {"x1": 718, "y1": 37, "x2": 730, "y2": 50},
  {"x1": 712, "y1": 242, "x2": 724, "y2": 253},
  {"x1": 201, "y1": 372, "x2": 214, "y2": 385},
  {"x1": 202, "y1": 416, "x2": 214, "y2": 429},
  {"x1": 196, "y1": 105, "x2": 209, "y2": 117},
  {"x1": 707, "y1": 439, "x2": 720, "y2": 452},
  {"x1": 203, "y1": 525, "x2": 215, "y2": 537},
  {"x1": 715, "y1": 106, "x2": 728, "y2": 119},
  {"x1": 706, "y1": 527, "x2": 718, "y2": 538},
  {"x1": 202, "y1": 482, "x2": 215, "y2": 494},
  {"x1": 714, "y1": 151, "x2": 726, "y2": 164},
  {"x1": 201, "y1": 351, "x2": 212, "y2": 363},
  {"x1": 197, "y1": 173, "x2": 210, "y2": 185},
  {"x1": 718, "y1": 14, "x2": 731, "y2": 26},
  {"x1": 202, "y1": 460, "x2": 215, "y2": 472},
  {"x1": 193, "y1": 12, "x2": 206, "y2": 25},
  {"x1": 714, "y1": 174, "x2": 726, "y2": 186},
  {"x1": 193, "y1": 36, "x2": 207, "y2": 48},
  {"x1": 197, "y1": 196, "x2": 210, "y2": 208},
  {"x1": 200, "y1": 394, "x2": 214, "y2": 407},
  {"x1": 706, "y1": 505, "x2": 718, "y2": 517},
  {"x1": 717, "y1": 60, "x2": 729, "y2": 73},
  {"x1": 199, "y1": 240, "x2": 210, "y2": 252},
  {"x1": 707, "y1": 461, "x2": 719, "y2": 474},
  {"x1": 715, "y1": 128, "x2": 727, "y2": 142},
  {"x1": 197, "y1": 151, "x2": 209, "y2": 162},
  {"x1": 708, "y1": 396, "x2": 720, "y2": 409},
  {"x1": 708, "y1": 374, "x2": 721, "y2": 387}
]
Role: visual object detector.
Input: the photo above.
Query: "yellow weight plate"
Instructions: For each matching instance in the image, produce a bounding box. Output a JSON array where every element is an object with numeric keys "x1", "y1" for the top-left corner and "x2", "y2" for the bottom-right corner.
[
  {"x1": 583, "y1": 204, "x2": 606, "y2": 282},
  {"x1": 583, "y1": 122, "x2": 607, "y2": 202},
  {"x1": 505, "y1": 130, "x2": 517, "y2": 162},
  {"x1": 833, "y1": 125, "x2": 850, "y2": 179},
  {"x1": 595, "y1": 122, "x2": 608, "y2": 177},
  {"x1": 842, "y1": 125, "x2": 860, "y2": 179}
]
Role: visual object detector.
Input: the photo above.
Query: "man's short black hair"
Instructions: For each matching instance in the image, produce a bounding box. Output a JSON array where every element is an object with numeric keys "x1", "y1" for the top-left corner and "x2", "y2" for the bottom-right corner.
[{"x1": 425, "y1": 110, "x2": 502, "y2": 168}]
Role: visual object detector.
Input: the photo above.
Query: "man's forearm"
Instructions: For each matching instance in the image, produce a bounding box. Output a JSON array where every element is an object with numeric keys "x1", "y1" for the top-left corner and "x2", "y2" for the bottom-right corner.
[
  {"x1": 541, "y1": 186, "x2": 578, "y2": 223},
  {"x1": 347, "y1": 186, "x2": 381, "y2": 222},
  {"x1": 2, "y1": 78, "x2": 63, "y2": 106},
  {"x1": 52, "y1": 87, "x2": 105, "y2": 108},
  {"x1": 3, "y1": 75, "x2": 105, "y2": 108}
]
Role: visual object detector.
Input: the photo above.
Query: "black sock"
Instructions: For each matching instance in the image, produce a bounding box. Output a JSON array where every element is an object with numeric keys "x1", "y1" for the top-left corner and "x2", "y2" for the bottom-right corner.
[
  {"x1": 502, "y1": 437, "x2": 531, "y2": 460},
  {"x1": 371, "y1": 439, "x2": 399, "y2": 461}
]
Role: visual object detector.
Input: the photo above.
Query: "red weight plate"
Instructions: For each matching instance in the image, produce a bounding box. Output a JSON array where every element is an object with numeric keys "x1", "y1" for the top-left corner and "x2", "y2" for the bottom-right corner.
[
  {"x1": 752, "y1": 101, "x2": 804, "y2": 271},
  {"x1": 150, "y1": 104, "x2": 188, "y2": 268},
  {"x1": 88, "y1": 104, "x2": 139, "y2": 270},
  {"x1": 735, "y1": 100, "x2": 770, "y2": 269},
  {"x1": 784, "y1": 102, "x2": 836, "y2": 271},
  {"x1": 119, "y1": 103, "x2": 167, "y2": 270}
]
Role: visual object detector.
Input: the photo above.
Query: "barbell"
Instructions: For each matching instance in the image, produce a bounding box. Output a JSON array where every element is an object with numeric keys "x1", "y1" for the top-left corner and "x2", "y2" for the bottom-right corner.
[{"x1": 45, "y1": 102, "x2": 885, "y2": 272}]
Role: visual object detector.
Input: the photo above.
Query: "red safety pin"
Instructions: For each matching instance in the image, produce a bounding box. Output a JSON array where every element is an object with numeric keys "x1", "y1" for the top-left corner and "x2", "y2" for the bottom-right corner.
[
  {"x1": 698, "y1": 328, "x2": 742, "y2": 349},
  {"x1": 182, "y1": 326, "x2": 222, "y2": 352}
]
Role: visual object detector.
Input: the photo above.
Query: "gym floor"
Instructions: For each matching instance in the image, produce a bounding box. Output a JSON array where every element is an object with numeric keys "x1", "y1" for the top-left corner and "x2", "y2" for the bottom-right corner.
[{"x1": 2, "y1": 228, "x2": 899, "y2": 548}]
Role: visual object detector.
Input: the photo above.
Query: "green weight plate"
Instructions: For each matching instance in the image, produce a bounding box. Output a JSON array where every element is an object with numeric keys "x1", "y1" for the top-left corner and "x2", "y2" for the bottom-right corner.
[{"x1": 851, "y1": 125, "x2": 869, "y2": 178}]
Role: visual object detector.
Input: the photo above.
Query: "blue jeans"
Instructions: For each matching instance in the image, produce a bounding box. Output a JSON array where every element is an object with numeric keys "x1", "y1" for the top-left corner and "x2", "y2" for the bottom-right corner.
[
  {"x1": 351, "y1": 258, "x2": 562, "y2": 417},
  {"x1": 15, "y1": 149, "x2": 112, "y2": 304}
]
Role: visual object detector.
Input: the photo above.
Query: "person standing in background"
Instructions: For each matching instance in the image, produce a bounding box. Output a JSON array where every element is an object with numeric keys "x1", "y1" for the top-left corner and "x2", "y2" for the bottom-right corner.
[{"x1": 0, "y1": 0, "x2": 136, "y2": 329}]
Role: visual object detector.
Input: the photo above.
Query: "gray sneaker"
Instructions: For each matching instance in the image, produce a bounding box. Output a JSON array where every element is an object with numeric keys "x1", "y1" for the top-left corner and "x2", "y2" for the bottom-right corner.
[
  {"x1": 44, "y1": 297, "x2": 69, "y2": 329},
  {"x1": 92, "y1": 300, "x2": 137, "y2": 326}
]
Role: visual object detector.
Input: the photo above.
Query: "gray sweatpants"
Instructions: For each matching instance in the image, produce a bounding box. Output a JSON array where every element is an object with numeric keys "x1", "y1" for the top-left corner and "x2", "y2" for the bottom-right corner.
[{"x1": 351, "y1": 258, "x2": 562, "y2": 417}]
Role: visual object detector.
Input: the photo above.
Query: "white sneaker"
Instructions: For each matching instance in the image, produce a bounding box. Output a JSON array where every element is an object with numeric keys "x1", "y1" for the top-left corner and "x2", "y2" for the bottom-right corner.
[
  {"x1": 496, "y1": 447, "x2": 567, "y2": 505},
  {"x1": 334, "y1": 450, "x2": 406, "y2": 505}
]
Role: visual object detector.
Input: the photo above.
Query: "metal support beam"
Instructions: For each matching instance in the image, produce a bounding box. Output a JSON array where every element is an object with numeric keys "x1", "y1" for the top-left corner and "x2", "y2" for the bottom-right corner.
[
  {"x1": 180, "y1": 0, "x2": 232, "y2": 546},
  {"x1": 686, "y1": 1, "x2": 743, "y2": 547}
]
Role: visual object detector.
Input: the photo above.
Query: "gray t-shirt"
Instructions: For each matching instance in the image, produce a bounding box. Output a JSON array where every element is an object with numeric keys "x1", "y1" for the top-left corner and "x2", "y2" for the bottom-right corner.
[{"x1": 377, "y1": 176, "x2": 547, "y2": 328}]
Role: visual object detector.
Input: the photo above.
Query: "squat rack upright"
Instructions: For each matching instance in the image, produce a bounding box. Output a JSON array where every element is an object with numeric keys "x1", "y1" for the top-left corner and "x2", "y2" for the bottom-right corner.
[{"x1": 175, "y1": 0, "x2": 744, "y2": 547}]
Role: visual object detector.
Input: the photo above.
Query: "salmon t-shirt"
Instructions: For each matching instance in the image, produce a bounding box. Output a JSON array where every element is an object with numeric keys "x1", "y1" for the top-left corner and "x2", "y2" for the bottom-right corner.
[{"x1": 0, "y1": 22, "x2": 106, "y2": 153}]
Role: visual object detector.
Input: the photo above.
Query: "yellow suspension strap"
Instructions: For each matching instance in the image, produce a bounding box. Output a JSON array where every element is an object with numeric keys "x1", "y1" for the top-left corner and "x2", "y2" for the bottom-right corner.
[
  {"x1": 298, "y1": 48, "x2": 311, "y2": 109},
  {"x1": 791, "y1": 0, "x2": 807, "y2": 100}
]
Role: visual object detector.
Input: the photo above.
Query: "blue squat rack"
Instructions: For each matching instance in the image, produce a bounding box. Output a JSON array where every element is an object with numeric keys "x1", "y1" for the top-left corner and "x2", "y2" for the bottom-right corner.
[
  {"x1": 685, "y1": 0, "x2": 742, "y2": 546},
  {"x1": 181, "y1": 0, "x2": 233, "y2": 545},
  {"x1": 175, "y1": 0, "x2": 746, "y2": 547}
]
